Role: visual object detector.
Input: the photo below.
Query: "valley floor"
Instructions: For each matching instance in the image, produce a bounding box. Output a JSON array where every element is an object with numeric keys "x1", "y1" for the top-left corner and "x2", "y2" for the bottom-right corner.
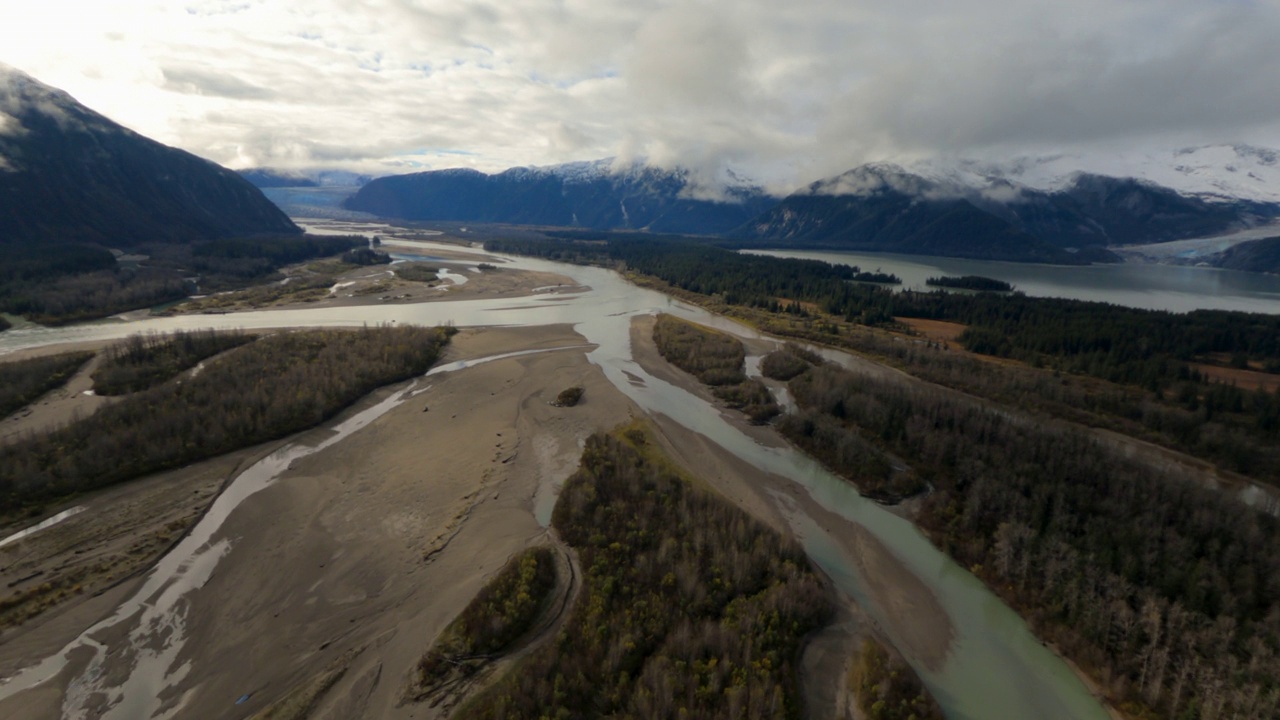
[{"x1": 0, "y1": 314, "x2": 963, "y2": 720}]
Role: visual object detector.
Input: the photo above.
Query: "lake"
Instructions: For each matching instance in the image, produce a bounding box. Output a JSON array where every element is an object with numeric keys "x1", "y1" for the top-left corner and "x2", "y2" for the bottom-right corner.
[{"x1": 746, "y1": 249, "x2": 1280, "y2": 314}]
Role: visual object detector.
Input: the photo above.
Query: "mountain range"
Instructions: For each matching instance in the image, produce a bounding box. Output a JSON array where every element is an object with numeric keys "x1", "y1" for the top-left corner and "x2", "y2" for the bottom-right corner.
[
  {"x1": 343, "y1": 159, "x2": 776, "y2": 236},
  {"x1": 3, "y1": 64, "x2": 1277, "y2": 270},
  {"x1": 343, "y1": 152, "x2": 1280, "y2": 265},
  {"x1": 0, "y1": 65, "x2": 297, "y2": 247}
]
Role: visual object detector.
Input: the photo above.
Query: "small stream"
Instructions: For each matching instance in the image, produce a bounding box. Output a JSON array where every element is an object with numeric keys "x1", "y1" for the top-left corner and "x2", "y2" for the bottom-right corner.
[{"x1": 0, "y1": 223, "x2": 1122, "y2": 719}]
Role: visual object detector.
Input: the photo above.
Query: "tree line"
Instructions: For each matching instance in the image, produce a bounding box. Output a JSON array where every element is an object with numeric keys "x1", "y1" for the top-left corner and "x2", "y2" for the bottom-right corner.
[
  {"x1": 651, "y1": 314, "x2": 779, "y2": 423},
  {"x1": 460, "y1": 424, "x2": 833, "y2": 719},
  {"x1": 0, "y1": 235, "x2": 366, "y2": 325},
  {"x1": 487, "y1": 233, "x2": 1280, "y2": 485},
  {"x1": 924, "y1": 275, "x2": 1013, "y2": 292},
  {"x1": 91, "y1": 329, "x2": 254, "y2": 396},
  {"x1": 407, "y1": 546, "x2": 557, "y2": 703},
  {"x1": 849, "y1": 638, "x2": 943, "y2": 720},
  {"x1": 0, "y1": 351, "x2": 95, "y2": 420},
  {"x1": 779, "y1": 358, "x2": 1280, "y2": 718},
  {"x1": 0, "y1": 325, "x2": 454, "y2": 514}
]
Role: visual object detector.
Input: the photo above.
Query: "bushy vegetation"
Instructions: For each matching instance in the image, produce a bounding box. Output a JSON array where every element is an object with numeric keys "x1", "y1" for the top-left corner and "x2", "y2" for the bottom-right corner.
[
  {"x1": 90, "y1": 329, "x2": 254, "y2": 396},
  {"x1": 925, "y1": 275, "x2": 1013, "y2": 292},
  {"x1": 0, "y1": 326, "x2": 454, "y2": 513},
  {"x1": 0, "y1": 351, "x2": 95, "y2": 419},
  {"x1": 653, "y1": 314, "x2": 746, "y2": 385},
  {"x1": 340, "y1": 247, "x2": 391, "y2": 266},
  {"x1": 394, "y1": 264, "x2": 439, "y2": 283},
  {"x1": 711, "y1": 379, "x2": 780, "y2": 424},
  {"x1": 760, "y1": 345, "x2": 822, "y2": 382},
  {"x1": 849, "y1": 638, "x2": 943, "y2": 720},
  {"x1": 775, "y1": 410, "x2": 904, "y2": 502},
  {"x1": 554, "y1": 386, "x2": 584, "y2": 407},
  {"x1": 653, "y1": 314, "x2": 779, "y2": 423},
  {"x1": 171, "y1": 276, "x2": 333, "y2": 314},
  {"x1": 408, "y1": 547, "x2": 557, "y2": 702},
  {"x1": 462, "y1": 426, "x2": 832, "y2": 719},
  {"x1": 783, "y1": 361, "x2": 1280, "y2": 718}
]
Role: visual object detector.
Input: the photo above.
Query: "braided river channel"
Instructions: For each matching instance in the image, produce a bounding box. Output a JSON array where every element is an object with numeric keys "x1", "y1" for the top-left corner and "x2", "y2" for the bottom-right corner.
[{"x1": 0, "y1": 222, "x2": 1110, "y2": 720}]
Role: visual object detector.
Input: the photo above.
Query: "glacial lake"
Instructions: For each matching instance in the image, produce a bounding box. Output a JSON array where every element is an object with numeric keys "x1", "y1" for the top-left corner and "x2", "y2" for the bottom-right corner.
[{"x1": 746, "y1": 249, "x2": 1280, "y2": 314}]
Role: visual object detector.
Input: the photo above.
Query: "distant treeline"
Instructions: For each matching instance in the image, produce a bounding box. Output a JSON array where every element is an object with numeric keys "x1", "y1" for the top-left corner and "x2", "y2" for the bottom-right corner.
[
  {"x1": 486, "y1": 234, "x2": 1280, "y2": 479},
  {"x1": 191, "y1": 234, "x2": 366, "y2": 282},
  {"x1": 0, "y1": 235, "x2": 365, "y2": 325},
  {"x1": 0, "y1": 351, "x2": 95, "y2": 420},
  {"x1": 652, "y1": 314, "x2": 779, "y2": 423},
  {"x1": 486, "y1": 234, "x2": 1280, "y2": 380},
  {"x1": 925, "y1": 275, "x2": 1013, "y2": 292},
  {"x1": 0, "y1": 326, "x2": 453, "y2": 514},
  {"x1": 91, "y1": 329, "x2": 254, "y2": 396},
  {"x1": 492, "y1": 234, "x2": 897, "y2": 302},
  {"x1": 1, "y1": 267, "x2": 190, "y2": 326},
  {"x1": 778, "y1": 358, "x2": 1280, "y2": 718},
  {"x1": 0, "y1": 244, "x2": 116, "y2": 283},
  {"x1": 462, "y1": 425, "x2": 832, "y2": 719}
]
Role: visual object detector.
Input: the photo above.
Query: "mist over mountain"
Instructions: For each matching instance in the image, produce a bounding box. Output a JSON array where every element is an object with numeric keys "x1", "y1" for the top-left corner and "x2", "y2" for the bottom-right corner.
[
  {"x1": 0, "y1": 65, "x2": 298, "y2": 247},
  {"x1": 736, "y1": 157, "x2": 1279, "y2": 262},
  {"x1": 238, "y1": 168, "x2": 375, "y2": 189},
  {"x1": 341, "y1": 150, "x2": 1279, "y2": 265},
  {"x1": 735, "y1": 164, "x2": 1088, "y2": 263}
]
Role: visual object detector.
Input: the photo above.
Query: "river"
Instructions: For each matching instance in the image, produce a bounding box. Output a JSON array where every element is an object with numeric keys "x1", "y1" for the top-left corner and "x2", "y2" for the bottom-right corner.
[
  {"x1": 0, "y1": 226, "x2": 1109, "y2": 720},
  {"x1": 746, "y1": 248, "x2": 1280, "y2": 314}
]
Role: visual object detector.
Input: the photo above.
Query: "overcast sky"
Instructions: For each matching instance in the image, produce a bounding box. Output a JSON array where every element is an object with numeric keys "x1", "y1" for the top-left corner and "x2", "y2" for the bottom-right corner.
[{"x1": 3, "y1": 0, "x2": 1279, "y2": 187}]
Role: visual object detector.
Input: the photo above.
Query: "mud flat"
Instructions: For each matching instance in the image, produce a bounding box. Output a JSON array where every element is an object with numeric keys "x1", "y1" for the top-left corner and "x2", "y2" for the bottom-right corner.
[{"x1": 0, "y1": 325, "x2": 644, "y2": 719}]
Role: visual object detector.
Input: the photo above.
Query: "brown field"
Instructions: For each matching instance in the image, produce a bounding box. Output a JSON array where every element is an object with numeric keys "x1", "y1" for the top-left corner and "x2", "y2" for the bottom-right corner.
[
  {"x1": 895, "y1": 317, "x2": 967, "y2": 344},
  {"x1": 1192, "y1": 363, "x2": 1280, "y2": 392}
]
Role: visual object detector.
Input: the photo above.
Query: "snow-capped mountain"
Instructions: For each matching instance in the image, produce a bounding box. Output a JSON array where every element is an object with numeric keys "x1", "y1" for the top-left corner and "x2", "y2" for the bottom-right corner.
[
  {"x1": 736, "y1": 158, "x2": 1280, "y2": 261},
  {"x1": 343, "y1": 148, "x2": 1280, "y2": 265},
  {"x1": 902, "y1": 145, "x2": 1280, "y2": 206}
]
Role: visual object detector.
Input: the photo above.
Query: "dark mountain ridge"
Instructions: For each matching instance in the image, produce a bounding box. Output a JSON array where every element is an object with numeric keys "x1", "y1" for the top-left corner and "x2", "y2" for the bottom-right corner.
[
  {"x1": 734, "y1": 165, "x2": 1088, "y2": 263},
  {"x1": 1205, "y1": 236, "x2": 1280, "y2": 274},
  {"x1": 343, "y1": 160, "x2": 777, "y2": 236},
  {"x1": 0, "y1": 65, "x2": 298, "y2": 247},
  {"x1": 343, "y1": 157, "x2": 1280, "y2": 265},
  {"x1": 737, "y1": 164, "x2": 1278, "y2": 262}
]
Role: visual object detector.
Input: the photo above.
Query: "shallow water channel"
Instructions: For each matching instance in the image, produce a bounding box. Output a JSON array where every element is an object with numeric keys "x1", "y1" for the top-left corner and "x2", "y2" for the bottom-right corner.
[{"x1": 0, "y1": 229, "x2": 1108, "y2": 719}]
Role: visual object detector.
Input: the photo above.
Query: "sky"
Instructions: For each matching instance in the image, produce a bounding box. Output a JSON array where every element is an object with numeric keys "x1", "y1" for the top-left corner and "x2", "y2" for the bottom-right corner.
[{"x1": 2, "y1": 0, "x2": 1280, "y2": 188}]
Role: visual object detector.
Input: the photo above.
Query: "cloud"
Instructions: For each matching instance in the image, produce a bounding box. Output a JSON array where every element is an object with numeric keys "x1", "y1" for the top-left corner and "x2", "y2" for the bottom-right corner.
[
  {"x1": 161, "y1": 67, "x2": 276, "y2": 100},
  {"x1": 0, "y1": 63, "x2": 84, "y2": 132},
  {"x1": 0, "y1": 0, "x2": 1277, "y2": 187},
  {"x1": 0, "y1": 110, "x2": 23, "y2": 138}
]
